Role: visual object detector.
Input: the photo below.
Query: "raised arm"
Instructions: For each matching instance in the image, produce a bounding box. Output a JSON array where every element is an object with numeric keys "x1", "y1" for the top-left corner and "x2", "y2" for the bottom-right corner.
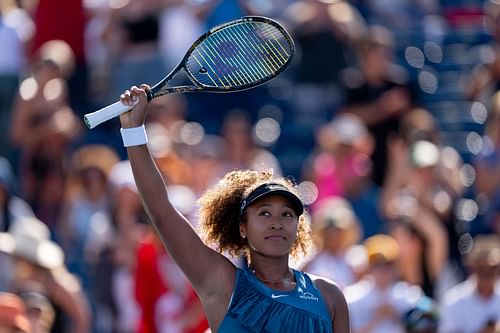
[{"x1": 118, "y1": 85, "x2": 235, "y2": 305}]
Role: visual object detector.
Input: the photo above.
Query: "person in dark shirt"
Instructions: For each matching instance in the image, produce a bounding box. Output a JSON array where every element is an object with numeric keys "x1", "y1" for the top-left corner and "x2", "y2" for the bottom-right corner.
[{"x1": 340, "y1": 25, "x2": 415, "y2": 186}]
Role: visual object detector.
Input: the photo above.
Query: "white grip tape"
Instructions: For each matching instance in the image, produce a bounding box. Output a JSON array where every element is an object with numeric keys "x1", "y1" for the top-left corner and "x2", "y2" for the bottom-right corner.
[
  {"x1": 120, "y1": 125, "x2": 148, "y2": 147},
  {"x1": 84, "y1": 99, "x2": 139, "y2": 129}
]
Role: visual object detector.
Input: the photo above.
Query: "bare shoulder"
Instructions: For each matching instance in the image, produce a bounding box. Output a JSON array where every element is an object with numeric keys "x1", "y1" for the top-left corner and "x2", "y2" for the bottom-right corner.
[
  {"x1": 309, "y1": 274, "x2": 345, "y2": 305},
  {"x1": 308, "y1": 273, "x2": 350, "y2": 332}
]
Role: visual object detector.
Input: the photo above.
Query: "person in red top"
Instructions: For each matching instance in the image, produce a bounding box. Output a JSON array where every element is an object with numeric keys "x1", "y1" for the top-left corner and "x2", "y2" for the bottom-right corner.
[
  {"x1": 28, "y1": 0, "x2": 88, "y2": 110},
  {"x1": 135, "y1": 231, "x2": 208, "y2": 333}
]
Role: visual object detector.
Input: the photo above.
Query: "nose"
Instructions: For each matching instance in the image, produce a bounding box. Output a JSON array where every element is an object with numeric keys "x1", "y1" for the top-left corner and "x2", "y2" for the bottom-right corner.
[{"x1": 269, "y1": 222, "x2": 283, "y2": 230}]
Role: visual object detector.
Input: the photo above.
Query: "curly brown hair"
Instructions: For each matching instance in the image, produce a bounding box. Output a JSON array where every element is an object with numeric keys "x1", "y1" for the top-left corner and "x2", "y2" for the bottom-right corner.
[{"x1": 197, "y1": 169, "x2": 311, "y2": 260}]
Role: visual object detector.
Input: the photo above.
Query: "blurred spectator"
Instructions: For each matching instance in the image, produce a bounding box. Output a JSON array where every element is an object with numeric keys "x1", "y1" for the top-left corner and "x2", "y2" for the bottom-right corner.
[
  {"x1": 473, "y1": 91, "x2": 500, "y2": 235},
  {"x1": 438, "y1": 234, "x2": 500, "y2": 333},
  {"x1": 28, "y1": 0, "x2": 88, "y2": 112},
  {"x1": 339, "y1": 24, "x2": 415, "y2": 187},
  {"x1": 345, "y1": 234, "x2": 424, "y2": 333},
  {"x1": 465, "y1": 1, "x2": 500, "y2": 104},
  {"x1": 0, "y1": 216, "x2": 91, "y2": 333},
  {"x1": 158, "y1": 0, "x2": 206, "y2": 71},
  {"x1": 9, "y1": 40, "x2": 82, "y2": 227},
  {"x1": 305, "y1": 113, "x2": 374, "y2": 201},
  {"x1": 360, "y1": 0, "x2": 439, "y2": 30},
  {"x1": 58, "y1": 144, "x2": 119, "y2": 293},
  {"x1": 20, "y1": 289, "x2": 56, "y2": 333},
  {"x1": 283, "y1": 0, "x2": 366, "y2": 124},
  {"x1": 101, "y1": 0, "x2": 166, "y2": 105},
  {"x1": 93, "y1": 160, "x2": 148, "y2": 333},
  {"x1": 146, "y1": 94, "x2": 189, "y2": 135},
  {"x1": 302, "y1": 196, "x2": 363, "y2": 288},
  {"x1": 0, "y1": 292, "x2": 31, "y2": 333},
  {"x1": 380, "y1": 139, "x2": 450, "y2": 299},
  {"x1": 0, "y1": 156, "x2": 35, "y2": 232},
  {"x1": 134, "y1": 185, "x2": 208, "y2": 333},
  {"x1": 0, "y1": 6, "x2": 24, "y2": 161},
  {"x1": 381, "y1": 107, "x2": 466, "y2": 299},
  {"x1": 187, "y1": 134, "x2": 226, "y2": 197},
  {"x1": 0, "y1": 0, "x2": 35, "y2": 46},
  {"x1": 0, "y1": 156, "x2": 35, "y2": 291},
  {"x1": 218, "y1": 109, "x2": 282, "y2": 175},
  {"x1": 302, "y1": 113, "x2": 384, "y2": 237},
  {"x1": 146, "y1": 122, "x2": 194, "y2": 187},
  {"x1": 403, "y1": 298, "x2": 439, "y2": 333}
]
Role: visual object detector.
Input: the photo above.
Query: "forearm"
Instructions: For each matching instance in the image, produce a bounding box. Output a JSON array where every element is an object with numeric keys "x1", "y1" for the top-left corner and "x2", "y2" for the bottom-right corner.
[
  {"x1": 412, "y1": 207, "x2": 448, "y2": 278},
  {"x1": 126, "y1": 144, "x2": 203, "y2": 253},
  {"x1": 119, "y1": 85, "x2": 234, "y2": 296},
  {"x1": 50, "y1": 273, "x2": 91, "y2": 333}
]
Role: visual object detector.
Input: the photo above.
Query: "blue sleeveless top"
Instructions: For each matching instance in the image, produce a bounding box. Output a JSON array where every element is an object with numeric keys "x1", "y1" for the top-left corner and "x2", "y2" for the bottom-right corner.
[{"x1": 218, "y1": 266, "x2": 333, "y2": 333}]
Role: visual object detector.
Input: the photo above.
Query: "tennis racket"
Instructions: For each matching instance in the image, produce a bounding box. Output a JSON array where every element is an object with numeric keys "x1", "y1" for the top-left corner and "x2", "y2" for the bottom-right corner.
[{"x1": 84, "y1": 16, "x2": 295, "y2": 129}]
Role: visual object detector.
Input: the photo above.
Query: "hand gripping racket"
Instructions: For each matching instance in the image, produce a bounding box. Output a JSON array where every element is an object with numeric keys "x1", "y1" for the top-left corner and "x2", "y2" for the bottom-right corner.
[{"x1": 84, "y1": 16, "x2": 295, "y2": 129}]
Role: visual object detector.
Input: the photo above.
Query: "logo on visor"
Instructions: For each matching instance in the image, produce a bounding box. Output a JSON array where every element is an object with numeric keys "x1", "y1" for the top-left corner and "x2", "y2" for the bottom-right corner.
[
  {"x1": 240, "y1": 200, "x2": 247, "y2": 214},
  {"x1": 267, "y1": 184, "x2": 284, "y2": 191}
]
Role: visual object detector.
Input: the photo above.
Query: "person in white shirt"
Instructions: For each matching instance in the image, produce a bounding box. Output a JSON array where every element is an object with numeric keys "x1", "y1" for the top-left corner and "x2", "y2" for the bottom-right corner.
[
  {"x1": 302, "y1": 196, "x2": 363, "y2": 289},
  {"x1": 345, "y1": 234, "x2": 423, "y2": 333},
  {"x1": 438, "y1": 234, "x2": 500, "y2": 333}
]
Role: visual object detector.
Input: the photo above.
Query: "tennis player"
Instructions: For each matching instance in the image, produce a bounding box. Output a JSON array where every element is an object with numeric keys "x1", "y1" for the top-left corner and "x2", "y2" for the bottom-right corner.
[{"x1": 118, "y1": 84, "x2": 350, "y2": 332}]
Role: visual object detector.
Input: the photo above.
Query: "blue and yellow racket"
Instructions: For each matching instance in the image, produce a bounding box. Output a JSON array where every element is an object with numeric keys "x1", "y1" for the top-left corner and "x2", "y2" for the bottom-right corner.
[{"x1": 84, "y1": 16, "x2": 294, "y2": 129}]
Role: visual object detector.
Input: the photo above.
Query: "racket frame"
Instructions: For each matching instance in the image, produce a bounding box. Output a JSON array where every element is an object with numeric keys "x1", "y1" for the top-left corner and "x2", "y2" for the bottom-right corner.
[{"x1": 84, "y1": 16, "x2": 294, "y2": 129}]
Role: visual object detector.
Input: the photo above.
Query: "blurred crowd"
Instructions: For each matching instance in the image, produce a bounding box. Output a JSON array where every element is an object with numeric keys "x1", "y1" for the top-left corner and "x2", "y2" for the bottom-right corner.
[{"x1": 0, "y1": 0, "x2": 500, "y2": 332}]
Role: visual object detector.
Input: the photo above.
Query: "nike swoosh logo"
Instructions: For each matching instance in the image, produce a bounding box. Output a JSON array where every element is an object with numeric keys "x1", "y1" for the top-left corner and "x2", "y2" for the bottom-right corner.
[{"x1": 271, "y1": 294, "x2": 289, "y2": 299}]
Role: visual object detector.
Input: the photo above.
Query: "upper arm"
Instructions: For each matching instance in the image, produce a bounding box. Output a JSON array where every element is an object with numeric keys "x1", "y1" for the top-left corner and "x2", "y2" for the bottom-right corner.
[{"x1": 127, "y1": 148, "x2": 236, "y2": 302}]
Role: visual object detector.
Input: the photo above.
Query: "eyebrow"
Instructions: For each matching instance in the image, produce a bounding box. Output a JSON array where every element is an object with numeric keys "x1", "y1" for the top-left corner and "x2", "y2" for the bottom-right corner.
[{"x1": 257, "y1": 203, "x2": 295, "y2": 210}]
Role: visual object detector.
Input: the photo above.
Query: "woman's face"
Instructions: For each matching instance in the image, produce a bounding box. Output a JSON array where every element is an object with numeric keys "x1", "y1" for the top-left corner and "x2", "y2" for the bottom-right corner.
[{"x1": 240, "y1": 195, "x2": 299, "y2": 258}]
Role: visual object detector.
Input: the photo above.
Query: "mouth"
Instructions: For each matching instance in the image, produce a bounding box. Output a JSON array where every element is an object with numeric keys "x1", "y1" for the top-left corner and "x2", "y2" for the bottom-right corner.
[{"x1": 265, "y1": 235, "x2": 287, "y2": 240}]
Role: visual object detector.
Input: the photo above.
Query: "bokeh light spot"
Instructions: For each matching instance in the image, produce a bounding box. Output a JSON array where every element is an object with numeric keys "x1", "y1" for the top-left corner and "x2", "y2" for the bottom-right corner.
[
  {"x1": 465, "y1": 132, "x2": 482, "y2": 155},
  {"x1": 254, "y1": 117, "x2": 281, "y2": 146},
  {"x1": 418, "y1": 70, "x2": 438, "y2": 94},
  {"x1": 405, "y1": 46, "x2": 425, "y2": 68},
  {"x1": 470, "y1": 101, "x2": 487, "y2": 124},
  {"x1": 180, "y1": 122, "x2": 204, "y2": 146},
  {"x1": 424, "y1": 41, "x2": 443, "y2": 63},
  {"x1": 459, "y1": 163, "x2": 476, "y2": 187},
  {"x1": 19, "y1": 77, "x2": 38, "y2": 101},
  {"x1": 297, "y1": 181, "x2": 318, "y2": 206}
]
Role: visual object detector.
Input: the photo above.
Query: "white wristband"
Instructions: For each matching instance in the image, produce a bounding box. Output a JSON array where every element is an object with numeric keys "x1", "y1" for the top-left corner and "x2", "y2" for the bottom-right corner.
[{"x1": 120, "y1": 125, "x2": 148, "y2": 147}]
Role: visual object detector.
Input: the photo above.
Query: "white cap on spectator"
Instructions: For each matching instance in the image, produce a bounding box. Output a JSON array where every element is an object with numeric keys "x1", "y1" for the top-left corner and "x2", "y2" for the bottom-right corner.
[
  {"x1": 0, "y1": 217, "x2": 64, "y2": 270},
  {"x1": 329, "y1": 113, "x2": 368, "y2": 145},
  {"x1": 108, "y1": 160, "x2": 137, "y2": 193}
]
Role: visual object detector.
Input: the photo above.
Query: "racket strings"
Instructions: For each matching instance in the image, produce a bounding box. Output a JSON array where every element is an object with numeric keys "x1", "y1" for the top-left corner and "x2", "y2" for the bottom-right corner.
[
  {"x1": 197, "y1": 42, "x2": 239, "y2": 86},
  {"x1": 214, "y1": 29, "x2": 268, "y2": 84},
  {"x1": 229, "y1": 25, "x2": 278, "y2": 77},
  {"x1": 215, "y1": 29, "x2": 264, "y2": 82},
  {"x1": 242, "y1": 23, "x2": 290, "y2": 66},
  {"x1": 187, "y1": 21, "x2": 292, "y2": 88},
  {"x1": 224, "y1": 23, "x2": 290, "y2": 78},
  {"x1": 194, "y1": 40, "x2": 241, "y2": 86},
  {"x1": 203, "y1": 29, "x2": 259, "y2": 85},
  {"x1": 208, "y1": 33, "x2": 253, "y2": 85}
]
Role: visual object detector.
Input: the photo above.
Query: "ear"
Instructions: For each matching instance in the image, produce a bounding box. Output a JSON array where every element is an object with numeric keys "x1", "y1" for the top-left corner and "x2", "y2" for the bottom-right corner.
[{"x1": 239, "y1": 222, "x2": 247, "y2": 239}]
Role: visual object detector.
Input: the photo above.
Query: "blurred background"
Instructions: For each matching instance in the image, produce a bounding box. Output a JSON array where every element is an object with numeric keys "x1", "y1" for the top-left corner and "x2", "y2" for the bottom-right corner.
[{"x1": 0, "y1": 0, "x2": 499, "y2": 332}]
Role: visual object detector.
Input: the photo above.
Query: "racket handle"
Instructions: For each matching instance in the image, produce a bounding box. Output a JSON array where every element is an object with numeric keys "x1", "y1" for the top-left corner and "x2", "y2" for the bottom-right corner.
[{"x1": 83, "y1": 99, "x2": 138, "y2": 129}]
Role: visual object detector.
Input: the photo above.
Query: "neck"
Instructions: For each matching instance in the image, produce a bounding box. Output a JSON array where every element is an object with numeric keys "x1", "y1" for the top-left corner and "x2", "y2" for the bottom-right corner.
[
  {"x1": 248, "y1": 257, "x2": 294, "y2": 285},
  {"x1": 476, "y1": 283, "x2": 495, "y2": 299},
  {"x1": 252, "y1": 268, "x2": 293, "y2": 284}
]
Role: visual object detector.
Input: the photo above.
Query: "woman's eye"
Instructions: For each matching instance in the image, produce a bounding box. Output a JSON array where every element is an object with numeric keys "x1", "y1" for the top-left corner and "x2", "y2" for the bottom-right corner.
[
  {"x1": 259, "y1": 210, "x2": 271, "y2": 216},
  {"x1": 283, "y1": 211, "x2": 295, "y2": 218}
]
